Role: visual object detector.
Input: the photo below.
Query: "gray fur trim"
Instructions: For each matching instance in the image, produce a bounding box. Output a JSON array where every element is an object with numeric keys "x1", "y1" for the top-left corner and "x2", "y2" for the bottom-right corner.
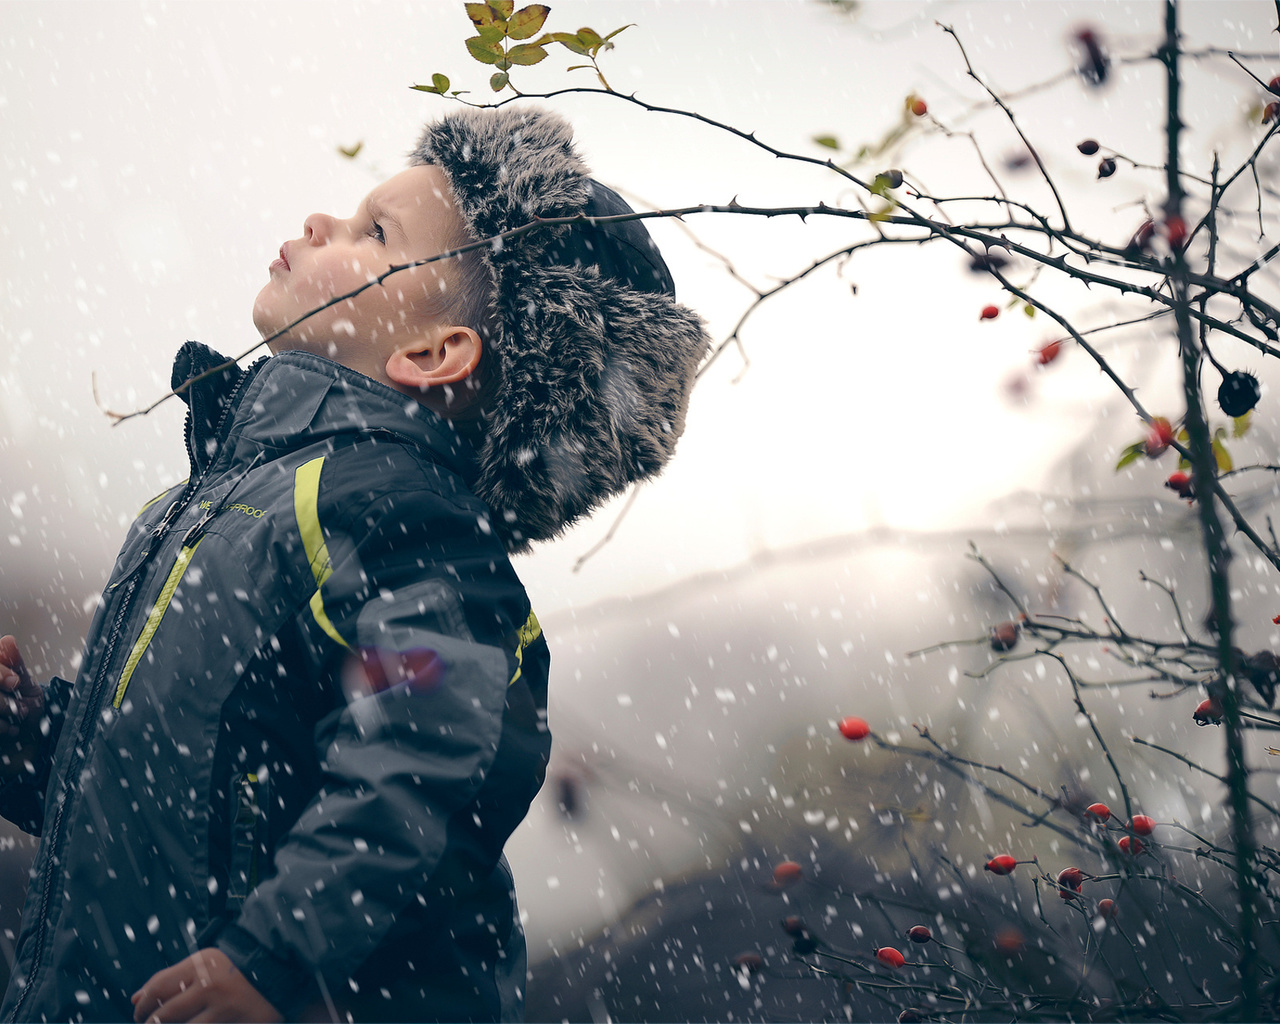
[{"x1": 411, "y1": 106, "x2": 709, "y2": 552}]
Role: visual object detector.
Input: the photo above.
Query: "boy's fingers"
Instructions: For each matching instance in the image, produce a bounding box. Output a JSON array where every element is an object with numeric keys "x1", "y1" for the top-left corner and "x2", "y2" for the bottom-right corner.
[
  {"x1": 143, "y1": 984, "x2": 206, "y2": 1024},
  {"x1": 0, "y1": 636, "x2": 25, "y2": 673}
]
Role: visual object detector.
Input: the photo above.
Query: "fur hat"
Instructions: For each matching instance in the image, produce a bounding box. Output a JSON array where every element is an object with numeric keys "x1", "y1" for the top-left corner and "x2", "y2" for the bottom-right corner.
[{"x1": 410, "y1": 106, "x2": 709, "y2": 553}]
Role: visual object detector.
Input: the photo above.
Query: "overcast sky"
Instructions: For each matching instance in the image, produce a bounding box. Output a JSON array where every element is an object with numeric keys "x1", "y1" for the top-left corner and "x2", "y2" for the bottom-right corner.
[{"x1": 4, "y1": 0, "x2": 1277, "y2": 644}]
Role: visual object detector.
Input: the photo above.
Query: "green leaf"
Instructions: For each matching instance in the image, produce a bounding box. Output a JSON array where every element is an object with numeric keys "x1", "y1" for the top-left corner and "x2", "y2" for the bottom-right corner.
[
  {"x1": 489, "y1": 0, "x2": 515, "y2": 20},
  {"x1": 337, "y1": 141, "x2": 363, "y2": 159},
  {"x1": 1023, "y1": 303, "x2": 1036, "y2": 318},
  {"x1": 465, "y1": 2, "x2": 495, "y2": 27},
  {"x1": 506, "y1": 42, "x2": 548, "y2": 64},
  {"x1": 546, "y1": 30, "x2": 589, "y2": 54},
  {"x1": 466, "y1": 35, "x2": 505, "y2": 64},
  {"x1": 814, "y1": 135, "x2": 840, "y2": 150},
  {"x1": 868, "y1": 200, "x2": 896, "y2": 223},
  {"x1": 576, "y1": 26, "x2": 604, "y2": 49},
  {"x1": 1212, "y1": 436, "x2": 1233, "y2": 472},
  {"x1": 431, "y1": 72, "x2": 450, "y2": 92},
  {"x1": 603, "y1": 23, "x2": 634, "y2": 42},
  {"x1": 475, "y1": 23, "x2": 507, "y2": 43},
  {"x1": 870, "y1": 174, "x2": 891, "y2": 197},
  {"x1": 1115, "y1": 441, "x2": 1146, "y2": 471},
  {"x1": 507, "y1": 4, "x2": 550, "y2": 39},
  {"x1": 490, "y1": 71, "x2": 510, "y2": 90},
  {"x1": 495, "y1": 55, "x2": 512, "y2": 70},
  {"x1": 1234, "y1": 410, "x2": 1253, "y2": 438}
]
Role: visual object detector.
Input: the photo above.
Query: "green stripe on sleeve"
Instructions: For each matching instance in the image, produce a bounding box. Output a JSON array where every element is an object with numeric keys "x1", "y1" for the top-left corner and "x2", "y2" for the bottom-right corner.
[{"x1": 294, "y1": 457, "x2": 350, "y2": 650}]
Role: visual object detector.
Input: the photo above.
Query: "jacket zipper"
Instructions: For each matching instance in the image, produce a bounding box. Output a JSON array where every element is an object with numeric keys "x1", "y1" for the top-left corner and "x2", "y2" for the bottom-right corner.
[{"x1": 6, "y1": 363, "x2": 261, "y2": 1022}]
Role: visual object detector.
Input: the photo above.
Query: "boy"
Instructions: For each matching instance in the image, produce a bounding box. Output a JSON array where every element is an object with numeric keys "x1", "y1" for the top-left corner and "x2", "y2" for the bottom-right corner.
[{"x1": 0, "y1": 106, "x2": 708, "y2": 1022}]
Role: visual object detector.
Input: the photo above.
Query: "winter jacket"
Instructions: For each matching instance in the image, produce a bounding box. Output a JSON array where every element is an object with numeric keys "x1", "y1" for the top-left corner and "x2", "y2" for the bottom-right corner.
[{"x1": 0, "y1": 342, "x2": 551, "y2": 1022}]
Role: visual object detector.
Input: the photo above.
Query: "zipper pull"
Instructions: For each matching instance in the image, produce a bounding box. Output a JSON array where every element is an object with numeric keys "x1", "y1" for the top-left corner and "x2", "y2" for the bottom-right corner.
[
  {"x1": 152, "y1": 500, "x2": 183, "y2": 539},
  {"x1": 182, "y1": 507, "x2": 218, "y2": 547}
]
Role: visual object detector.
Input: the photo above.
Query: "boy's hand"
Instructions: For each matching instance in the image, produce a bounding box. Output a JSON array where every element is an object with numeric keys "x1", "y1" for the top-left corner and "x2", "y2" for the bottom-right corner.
[
  {"x1": 131, "y1": 948, "x2": 283, "y2": 1023},
  {"x1": 0, "y1": 635, "x2": 44, "y2": 779}
]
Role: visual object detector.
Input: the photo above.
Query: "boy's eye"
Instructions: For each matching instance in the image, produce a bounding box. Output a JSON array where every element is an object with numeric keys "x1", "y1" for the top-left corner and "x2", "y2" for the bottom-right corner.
[{"x1": 368, "y1": 221, "x2": 386, "y2": 244}]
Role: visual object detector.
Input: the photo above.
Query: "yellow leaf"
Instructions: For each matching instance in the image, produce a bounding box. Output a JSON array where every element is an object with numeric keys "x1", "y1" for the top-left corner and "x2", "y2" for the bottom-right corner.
[
  {"x1": 466, "y1": 35, "x2": 504, "y2": 64},
  {"x1": 506, "y1": 42, "x2": 548, "y2": 65},
  {"x1": 1212, "y1": 436, "x2": 1233, "y2": 472},
  {"x1": 337, "y1": 141, "x2": 363, "y2": 159},
  {"x1": 1233, "y1": 411, "x2": 1253, "y2": 438},
  {"x1": 546, "y1": 30, "x2": 588, "y2": 54},
  {"x1": 508, "y1": 4, "x2": 550, "y2": 39},
  {"x1": 489, "y1": 0, "x2": 515, "y2": 20},
  {"x1": 465, "y1": 2, "x2": 495, "y2": 27}
]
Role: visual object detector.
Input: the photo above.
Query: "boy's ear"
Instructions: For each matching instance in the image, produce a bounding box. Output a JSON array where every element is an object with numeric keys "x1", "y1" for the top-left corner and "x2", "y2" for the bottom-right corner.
[{"x1": 385, "y1": 325, "x2": 483, "y2": 393}]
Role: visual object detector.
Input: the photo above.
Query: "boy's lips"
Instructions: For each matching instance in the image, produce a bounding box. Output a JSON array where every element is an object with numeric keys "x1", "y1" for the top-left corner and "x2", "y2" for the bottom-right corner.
[{"x1": 270, "y1": 244, "x2": 291, "y2": 272}]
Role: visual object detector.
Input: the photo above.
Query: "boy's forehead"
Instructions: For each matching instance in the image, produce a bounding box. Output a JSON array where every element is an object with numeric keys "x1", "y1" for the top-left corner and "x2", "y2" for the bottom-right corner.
[{"x1": 368, "y1": 165, "x2": 464, "y2": 246}]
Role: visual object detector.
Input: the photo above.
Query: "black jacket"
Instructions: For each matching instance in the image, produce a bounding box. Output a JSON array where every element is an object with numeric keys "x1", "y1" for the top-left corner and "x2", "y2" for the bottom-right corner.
[{"x1": 0, "y1": 343, "x2": 551, "y2": 1022}]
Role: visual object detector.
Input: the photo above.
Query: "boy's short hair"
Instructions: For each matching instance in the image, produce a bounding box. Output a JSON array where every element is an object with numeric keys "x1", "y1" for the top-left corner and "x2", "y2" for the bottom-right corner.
[{"x1": 411, "y1": 106, "x2": 710, "y2": 553}]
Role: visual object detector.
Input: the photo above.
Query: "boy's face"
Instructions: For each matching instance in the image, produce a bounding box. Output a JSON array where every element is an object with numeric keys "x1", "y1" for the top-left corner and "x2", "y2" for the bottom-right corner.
[{"x1": 253, "y1": 165, "x2": 467, "y2": 383}]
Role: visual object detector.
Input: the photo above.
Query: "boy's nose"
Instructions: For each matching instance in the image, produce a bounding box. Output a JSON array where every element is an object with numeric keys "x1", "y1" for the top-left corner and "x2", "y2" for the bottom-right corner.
[{"x1": 303, "y1": 212, "x2": 335, "y2": 245}]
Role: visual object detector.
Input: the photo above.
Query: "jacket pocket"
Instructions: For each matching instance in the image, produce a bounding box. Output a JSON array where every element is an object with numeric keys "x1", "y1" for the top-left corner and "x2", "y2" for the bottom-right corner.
[{"x1": 226, "y1": 771, "x2": 270, "y2": 913}]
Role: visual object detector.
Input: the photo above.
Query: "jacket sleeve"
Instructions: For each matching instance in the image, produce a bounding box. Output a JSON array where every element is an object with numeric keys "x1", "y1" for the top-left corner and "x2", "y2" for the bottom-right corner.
[
  {"x1": 0, "y1": 674, "x2": 74, "y2": 836},
  {"x1": 215, "y1": 474, "x2": 546, "y2": 1016}
]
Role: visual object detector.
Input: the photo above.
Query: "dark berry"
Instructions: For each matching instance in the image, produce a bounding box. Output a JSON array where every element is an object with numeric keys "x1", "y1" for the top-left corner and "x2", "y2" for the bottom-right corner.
[
  {"x1": 1077, "y1": 139, "x2": 1100, "y2": 155},
  {"x1": 1097, "y1": 158, "x2": 1117, "y2": 179},
  {"x1": 989, "y1": 621, "x2": 1020, "y2": 652},
  {"x1": 1218, "y1": 371, "x2": 1260, "y2": 417}
]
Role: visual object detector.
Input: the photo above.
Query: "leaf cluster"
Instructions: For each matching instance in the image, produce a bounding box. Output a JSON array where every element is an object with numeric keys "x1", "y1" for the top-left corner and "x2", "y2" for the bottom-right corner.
[{"x1": 414, "y1": 2, "x2": 630, "y2": 94}]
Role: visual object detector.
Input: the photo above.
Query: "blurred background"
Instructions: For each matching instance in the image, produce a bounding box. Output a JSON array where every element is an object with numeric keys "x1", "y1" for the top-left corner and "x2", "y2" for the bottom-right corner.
[{"x1": 4, "y1": 1, "x2": 1280, "y2": 1018}]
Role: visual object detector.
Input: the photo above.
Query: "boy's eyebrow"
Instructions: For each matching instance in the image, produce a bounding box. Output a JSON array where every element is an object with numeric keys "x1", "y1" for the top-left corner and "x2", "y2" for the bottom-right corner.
[{"x1": 366, "y1": 196, "x2": 405, "y2": 241}]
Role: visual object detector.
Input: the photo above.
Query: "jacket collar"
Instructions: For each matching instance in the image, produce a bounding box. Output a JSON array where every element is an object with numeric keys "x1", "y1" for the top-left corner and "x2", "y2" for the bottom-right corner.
[{"x1": 172, "y1": 341, "x2": 479, "y2": 483}]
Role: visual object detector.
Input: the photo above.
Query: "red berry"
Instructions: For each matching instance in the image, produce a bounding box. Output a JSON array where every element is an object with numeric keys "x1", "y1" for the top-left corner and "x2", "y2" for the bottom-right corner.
[
  {"x1": 989, "y1": 620, "x2": 1020, "y2": 651},
  {"x1": 1269, "y1": 75, "x2": 1280, "y2": 94},
  {"x1": 1097, "y1": 898, "x2": 1118, "y2": 919},
  {"x1": 985, "y1": 854, "x2": 1018, "y2": 875},
  {"x1": 1144, "y1": 417, "x2": 1174, "y2": 457},
  {"x1": 1036, "y1": 340, "x2": 1062, "y2": 366},
  {"x1": 781, "y1": 915, "x2": 807, "y2": 937},
  {"x1": 1128, "y1": 814, "x2": 1156, "y2": 836},
  {"x1": 1193, "y1": 697, "x2": 1224, "y2": 726},
  {"x1": 1118, "y1": 835, "x2": 1144, "y2": 856},
  {"x1": 1086, "y1": 802, "x2": 1112, "y2": 822},
  {"x1": 1057, "y1": 866, "x2": 1085, "y2": 899},
  {"x1": 907, "y1": 925, "x2": 932, "y2": 944},
  {"x1": 1127, "y1": 219, "x2": 1156, "y2": 253},
  {"x1": 1273, "y1": 614, "x2": 1280, "y2": 625},
  {"x1": 1165, "y1": 472, "x2": 1194, "y2": 500},
  {"x1": 876, "y1": 946, "x2": 906, "y2": 969},
  {"x1": 733, "y1": 952, "x2": 763, "y2": 972},
  {"x1": 993, "y1": 927, "x2": 1024, "y2": 953},
  {"x1": 1076, "y1": 139, "x2": 1100, "y2": 155},
  {"x1": 772, "y1": 860, "x2": 803, "y2": 886},
  {"x1": 910, "y1": 97, "x2": 928, "y2": 117},
  {"x1": 1163, "y1": 216, "x2": 1188, "y2": 248},
  {"x1": 838, "y1": 716, "x2": 870, "y2": 741},
  {"x1": 980, "y1": 304, "x2": 1000, "y2": 321},
  {"x1": 1264, "y1": 101, "x2": 1279, "y2": 125}
]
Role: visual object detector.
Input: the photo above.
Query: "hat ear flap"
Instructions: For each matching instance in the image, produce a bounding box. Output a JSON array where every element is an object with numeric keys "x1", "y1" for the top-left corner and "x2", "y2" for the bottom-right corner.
[{"x1": 476, "y1": 268, "x2": 707, "y2": 551}]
